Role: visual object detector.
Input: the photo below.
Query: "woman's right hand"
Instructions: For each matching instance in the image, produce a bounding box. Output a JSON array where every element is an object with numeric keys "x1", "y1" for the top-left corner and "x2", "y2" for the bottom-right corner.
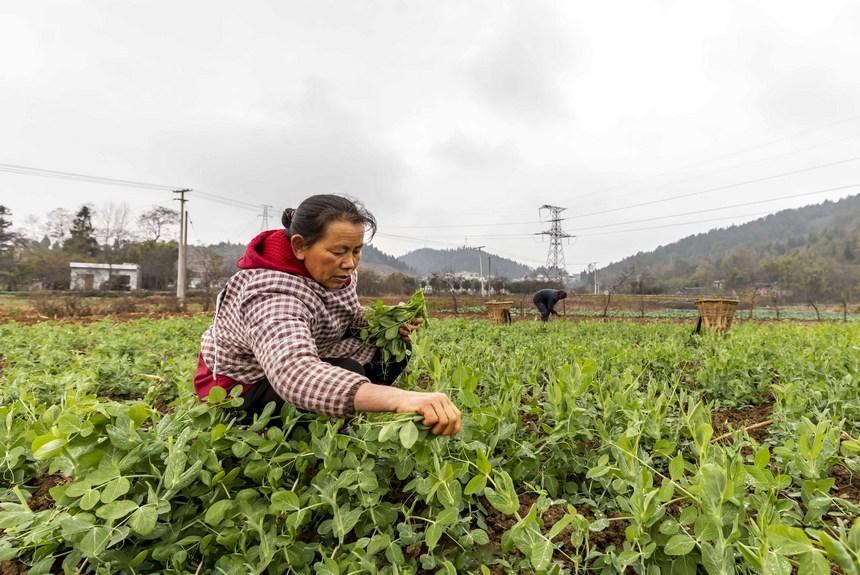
[
  {"x1": 394, "y1": 390, "x2": 462, "y2": 436},
  {"x1": 354, "y1": 384, "x2": 462, "y2": 436}
]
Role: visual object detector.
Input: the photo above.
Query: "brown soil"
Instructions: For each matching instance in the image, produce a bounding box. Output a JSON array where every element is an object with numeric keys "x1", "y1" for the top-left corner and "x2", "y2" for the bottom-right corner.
[
  {"x1": 831, "y1": 464, "x2": 860, "y2": 504},
  {"x1": 98, "y1": 393, "x2": 172, "y2": 414},
  {"x1": 712, "y1": 402, "x2": 774, "y2": 442},
  {"x1": 416, "y1": 374, "x2": 432, "y2": 390},
  {"x1": 483, "y1": 493, "x2": 535, "y2": 542},
  {"x1": 152, "y1": 398, "x2": 172, "y2": 413},
  {"x1": 26, "y1": 474, "x2": 70, "y2": 512},
  {"x1": 521, "y1": 412, "x2": 540, "y2": 427},
  {"x1": 426, "y1": 312, "x2": 487, "y2": 321},
  {"x1": 382, "y1": 482, "x2": 413, "y2": 506},
  {"x1": 482, "y1": 491, "x2": 629, "y2": 569},
  {"x1": 0, "y1": 562, "x2": 28, "y2": 575},
  {"x1": 587, "y1": 515, "x2": 629, "y2": 551},
  {"x1": 676, "y1": 360, "x2": 698, "y2": 387},
  {"x1": 0, "y1": 311, "x2": 207, "y2": 326}
]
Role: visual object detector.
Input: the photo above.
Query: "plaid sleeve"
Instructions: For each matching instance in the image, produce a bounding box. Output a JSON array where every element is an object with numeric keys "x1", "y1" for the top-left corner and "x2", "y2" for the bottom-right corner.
[
  {"x1": 347, "y1": 307, "x2": 369, "y2": 339},
  {"x1": 241, "y1": 289, "x2": 368, "y2": 417},
  {"x1": 346, "y1": 272, "x2": 370, "y2": 337}
]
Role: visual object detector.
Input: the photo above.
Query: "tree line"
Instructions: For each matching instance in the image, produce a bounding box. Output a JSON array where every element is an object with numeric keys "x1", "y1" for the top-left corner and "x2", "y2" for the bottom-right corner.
[
  {"x1": 592, "y1": 196, "x2": 860, "y2": 314},
  {"x1": 0, "y1": 203, "x2": 183, "y2": 291},
  {"x1": 3, "y1": 203, "x2": 543, "y2": 297}
]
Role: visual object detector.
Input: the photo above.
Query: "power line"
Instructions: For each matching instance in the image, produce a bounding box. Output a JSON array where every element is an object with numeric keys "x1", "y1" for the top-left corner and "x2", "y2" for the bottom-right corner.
[
  {"x1": 375, "y1": 231, "x2": 591, "y2": 271},
  {"x1": 187, "y1": 215, "x2": 202, "y2": 247},
  {"x1": 577, "y1": 209, "x2": 777, "y2": 238},
  {"x1": 569, "y1": 113, "x2": 860, "y2": 205},
  {"x1": 188, "y1": 190, "x2": 265, "y2": 212},
  {"x1": 377, "y1": 186, "x2": 858, "y2": 266},
  {"x1": 376, "y1": 181, "x2": 860, "y2": 243},
  {"x1": 566, "y1": 131, "x2": 860, "y2": 217},
  {"x1": 569, "y1": 182, "x2": 860, "y2": 232},
  {"x1": 382, "y1": 218, "x2": 542, "y2": 230},
  {"x1": 0, "y1": 161, "x2": 272, "y2": 213},
  {"x1": 322, "y1": 152, "x2": 860, "y2": 237},
  {"x1": 0, "y1": 162, "x2": 178, "y2": 190},
  {"x1": 566, "y1": 154, "x2": 860, "y2": 221},
  {"x1": 453, "y1": 184, "x2": 857, "y2": 240},
  {"x1": 376, "y1": 231, "x2": 524, "y2": 261},
  {"x1": 375, "y1": 232, "x2": 463, "y2": 248}
]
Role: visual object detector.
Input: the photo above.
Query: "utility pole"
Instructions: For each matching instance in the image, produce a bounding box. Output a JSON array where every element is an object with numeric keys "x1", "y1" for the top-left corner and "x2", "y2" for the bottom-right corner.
[
  {"x1": 260, "y1": 204, "x2": 272, "y2": 231},
  {"x1": 475, "y1": 245, "x2": 486, "y2": 296},
  {"x1": 173, "y1": 189, "x2": 191, "y2": 310},
  {"x1": 487, "y1": 255, "x2": 492, "y2": 295},
  {"x1": 537, "y1": 205, "x2": 573, "y2": 282},
  {"x1": 184, "y1": 210, "x2": 189, "y2": 253}
]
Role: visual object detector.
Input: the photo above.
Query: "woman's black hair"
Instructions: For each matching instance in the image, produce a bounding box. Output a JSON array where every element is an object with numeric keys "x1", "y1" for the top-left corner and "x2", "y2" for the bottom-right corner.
[{"x1": 282, "y1": 195, "x2": 377, "y2": 246}]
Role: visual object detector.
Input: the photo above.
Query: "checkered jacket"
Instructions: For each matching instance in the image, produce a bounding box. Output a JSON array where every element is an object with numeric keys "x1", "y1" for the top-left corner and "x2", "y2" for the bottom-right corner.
[{"x1": 199, "y1": 269, "x2": 376, "y2": 417}]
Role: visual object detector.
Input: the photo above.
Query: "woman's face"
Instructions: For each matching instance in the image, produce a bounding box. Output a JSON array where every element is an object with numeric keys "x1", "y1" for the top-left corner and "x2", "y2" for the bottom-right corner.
[{"x1": 291, "y1": 220, "x2": 365, "y2": 289}]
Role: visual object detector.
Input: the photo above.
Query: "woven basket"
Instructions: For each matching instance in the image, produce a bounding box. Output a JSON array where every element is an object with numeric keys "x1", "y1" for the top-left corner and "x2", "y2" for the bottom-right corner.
[
  {"x1": 695, "y1": 299, "x2": 739, "y2": 333},
  {"x1": 486, "y1": 301, "x2": 514, "y2": 325}
]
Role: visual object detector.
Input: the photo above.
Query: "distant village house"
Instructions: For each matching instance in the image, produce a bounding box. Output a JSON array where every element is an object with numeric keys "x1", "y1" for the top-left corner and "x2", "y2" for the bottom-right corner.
[{"x1": 69, "y1": 262, "x2": 140, "y2": 291}]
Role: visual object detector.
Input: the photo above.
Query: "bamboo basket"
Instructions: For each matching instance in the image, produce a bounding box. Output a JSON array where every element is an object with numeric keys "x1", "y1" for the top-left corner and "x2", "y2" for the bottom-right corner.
[
  {"x1": 695, "y1": 299, "x2": 739, "y2": 333},
  {"x1": 486, "y1": 301, "x2": 513, "y2": 325}
]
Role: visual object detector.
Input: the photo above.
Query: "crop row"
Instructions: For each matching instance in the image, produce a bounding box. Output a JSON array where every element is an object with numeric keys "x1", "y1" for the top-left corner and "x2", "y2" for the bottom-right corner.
[{"x1": 0, "y1": 318, "x2": 858, "y2": 573}]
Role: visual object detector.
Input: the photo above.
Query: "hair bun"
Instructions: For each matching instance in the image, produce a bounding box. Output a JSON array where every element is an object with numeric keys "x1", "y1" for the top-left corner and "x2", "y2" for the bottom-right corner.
[{"x1": 281, "y1": 208, "x2": 296, "y2": 229}]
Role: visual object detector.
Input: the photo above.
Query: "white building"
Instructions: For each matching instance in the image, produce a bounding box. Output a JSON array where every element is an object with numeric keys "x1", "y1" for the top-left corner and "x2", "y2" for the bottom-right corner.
[{"x1": 69, "y1": 262, "x2": 140, "y2": 291}]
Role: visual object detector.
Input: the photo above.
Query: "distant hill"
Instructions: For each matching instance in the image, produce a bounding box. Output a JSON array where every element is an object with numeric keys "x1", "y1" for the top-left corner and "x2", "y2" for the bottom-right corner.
[
  {"x1": 596, "y1": 194, "x2": 860, "y2": 293},
  {"x1": 398, "y1": 247, "x2": 532, "y2": 278},
  {"x1": 204, "y1": 241, "x2": 415, "y2": 276},
  {"x1": 362, "y1": 244, "x2": 416, "y2": 276}
]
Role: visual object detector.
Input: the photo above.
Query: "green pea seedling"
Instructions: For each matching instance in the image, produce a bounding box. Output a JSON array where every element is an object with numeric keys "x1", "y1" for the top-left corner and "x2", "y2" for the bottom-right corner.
[{"x1": 360, "y1": 289, "x2": 429, "y2": 364}]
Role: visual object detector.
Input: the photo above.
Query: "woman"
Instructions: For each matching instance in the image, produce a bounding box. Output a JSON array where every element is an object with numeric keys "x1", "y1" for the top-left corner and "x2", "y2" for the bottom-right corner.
[
  {"x1": 532, "y1": 288, "x2": 567, "y2": 322},
  {"x1": 194, "y1": 194, "x2": 461, "y2": 436}
]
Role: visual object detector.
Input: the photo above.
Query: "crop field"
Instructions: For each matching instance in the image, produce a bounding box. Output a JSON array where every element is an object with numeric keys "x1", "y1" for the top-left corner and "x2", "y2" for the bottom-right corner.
[{"x1": 1, "y1": 316, "x2": 859, "y2": 574}]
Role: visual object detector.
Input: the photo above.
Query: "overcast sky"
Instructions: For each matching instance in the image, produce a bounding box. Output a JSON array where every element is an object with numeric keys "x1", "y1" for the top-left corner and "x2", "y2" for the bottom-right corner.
[{"x1": 2, "y1": 0, "x2": 860, "y2": 272}]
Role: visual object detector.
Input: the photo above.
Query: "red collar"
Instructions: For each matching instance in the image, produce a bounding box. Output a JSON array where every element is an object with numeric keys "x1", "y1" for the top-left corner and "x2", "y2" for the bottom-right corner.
[{"x1": 237, "y1": 230, "x2": 312, "y2": 277}]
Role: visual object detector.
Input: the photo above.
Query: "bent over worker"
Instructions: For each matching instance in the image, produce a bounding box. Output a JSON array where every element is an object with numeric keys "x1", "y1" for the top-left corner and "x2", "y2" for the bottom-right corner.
[
  {"x1": 532, "y1": 289, "x2": 567, "y2": 322},
  {"x1": 194, "y1": 194, "x2": 461, "y2": 436}
]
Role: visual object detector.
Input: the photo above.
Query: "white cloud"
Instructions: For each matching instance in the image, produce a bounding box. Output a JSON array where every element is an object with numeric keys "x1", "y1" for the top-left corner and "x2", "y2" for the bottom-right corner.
[
  {"x1": 465, "y1": 3, "x2": 574, "y2": 123},
  {"x1": 431, "y1": 133, "x2": 521, "y2": 171},
  {"x1": 2, "y1": 0, "x2": 860, "y2": 272}
]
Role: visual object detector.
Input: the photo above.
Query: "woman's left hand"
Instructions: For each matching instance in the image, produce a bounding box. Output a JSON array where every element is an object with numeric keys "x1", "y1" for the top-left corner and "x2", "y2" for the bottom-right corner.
[{"x1": 399, "y1": 317, "x2": 424, "y2": 342}]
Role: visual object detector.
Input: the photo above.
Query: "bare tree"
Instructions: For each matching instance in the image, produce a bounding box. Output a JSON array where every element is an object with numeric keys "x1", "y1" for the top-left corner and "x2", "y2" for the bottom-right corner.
[
  {"x1": 797, "y1": 261, "x2": 825, "y2": 321},
  {"x1": 748, "y1": 286, "x2": 759, "y2": 320},
  {"x1": 602, "y1": 268, "x2": 634, "y2": 319},
  {"x1": 137, "y1": 206, "x2": 179, "y2": 242},
  {"x1": 190, "y1": 246, "x2": 229, "y2": 311},
  {"x1": 45, "y1": 208, "x2": 72, "y2": 244},
  {"x1": 829, "y1": 264, "x2": 859, "y2": 322},
  {"x1": 96, "y1": 202, "x2": 132, "y2": 248},
  {"x1": 771, "y1": 289, "x2": 781, "y2": 321},
  {"x1": 20, "y1": 214, "x2": 43, "y2": 242}
]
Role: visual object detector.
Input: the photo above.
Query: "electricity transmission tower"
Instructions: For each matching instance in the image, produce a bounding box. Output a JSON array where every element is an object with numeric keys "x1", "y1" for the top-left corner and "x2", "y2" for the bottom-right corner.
[
  {"x1": 537, "y1": 205, "x2": 573, "y2": 281},
  {"x1": 260, "y1": 204, "x2": 273, "y2": 231}
]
